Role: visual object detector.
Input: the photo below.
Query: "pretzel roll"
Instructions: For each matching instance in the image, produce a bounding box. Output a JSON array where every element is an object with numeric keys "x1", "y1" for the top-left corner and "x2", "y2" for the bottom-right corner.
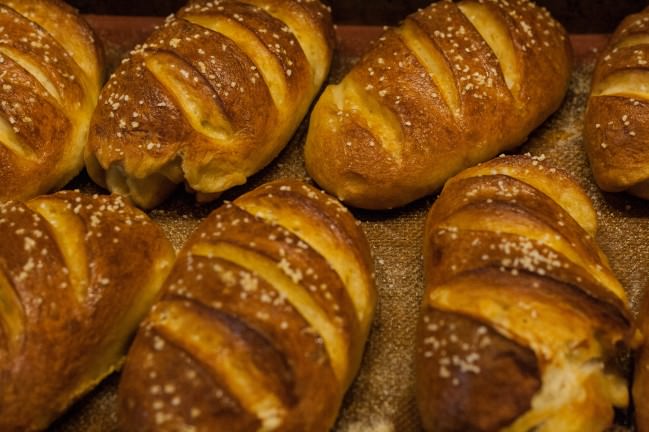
[
  {"x1": 416, "y1": 155, "x2": 634, "y2": 431},
  {"x1": 584, "y1": 6, "x2": 649, "y2": 198},
  {"x1": 119, "y1": 179, "x2": 376, "y2": 431},
  {"x1": 0, "y1": 191, "x2": 175, "y2": 431},
  {"x1": 305, "y1": 0, "x2": 571, "y2": 209},
  {"x1": 0, "y1": 0, "x2": 103, "y2": 201},
  {"x1": 85, "y1": 0, "x2": 335, "y2": 209}
]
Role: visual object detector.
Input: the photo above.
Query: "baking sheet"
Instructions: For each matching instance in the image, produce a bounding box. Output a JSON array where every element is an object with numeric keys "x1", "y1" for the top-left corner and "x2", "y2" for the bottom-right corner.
[{"x1": 46, "y1": 16, "x2": 643, "y2": 431}]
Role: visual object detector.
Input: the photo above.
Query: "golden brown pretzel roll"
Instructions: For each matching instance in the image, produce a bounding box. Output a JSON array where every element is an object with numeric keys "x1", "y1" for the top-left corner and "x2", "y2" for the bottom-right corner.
[
  {"x1": 85, "y1": 0, "x2": 335, "y2": 209},
  {"x1": 305, "y1": 0, "x2": 572, "y2": 210},
  {"x1": 416, "y1": 155, "x2": 634, "y2": 431},
  {"x1": 0, "y1": 191, "x2": 175, "y2": 431},
  {"x1": 0, "y1": 0, "x2": 103, "y2": 201},
  {"x1": 584, "y1": 7, "x2": 649, "y2": 198},
  {"x1": 118, "y1": 179, "x2": 376, "y2": 431}
]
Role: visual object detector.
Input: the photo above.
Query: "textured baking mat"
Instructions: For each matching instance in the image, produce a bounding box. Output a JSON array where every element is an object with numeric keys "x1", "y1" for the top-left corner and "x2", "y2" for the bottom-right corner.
[{"x1": 47, "y1": 17, "x2": 642, "y2": 432}]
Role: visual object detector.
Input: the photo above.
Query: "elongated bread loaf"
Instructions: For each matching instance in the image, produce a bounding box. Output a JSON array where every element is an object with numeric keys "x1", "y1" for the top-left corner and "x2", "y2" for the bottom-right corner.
[
  {"x1": 416, "y1": 155, "x2": 634, "y2": 431},
  {"x1": 305, "y1": 0, "x2": 572, "y2": 210},
  {"x1": 0, "y1": 0, "x2": 103, "y2": 201},
  {"x1": 85, "y1": 0, "x2": 335, "y2": 209},
  {"x1": 584, "y1": 6, "x2": 649, "y2": 198},
  {"x1": 118, "y1": 179, "x2": 376, "y2": 431},
  {"x1": 0, "y1": 191, "x2": 175, "y2": 431}
]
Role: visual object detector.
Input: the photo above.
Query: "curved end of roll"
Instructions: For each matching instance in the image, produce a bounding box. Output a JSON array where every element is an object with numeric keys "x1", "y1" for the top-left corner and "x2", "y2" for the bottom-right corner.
[
  {"x1": 585, "y1": 94, "x2": 649, "y2": 200},
  {"x1": 305, "y1": 86, "x2": 426, "y2": 210}
]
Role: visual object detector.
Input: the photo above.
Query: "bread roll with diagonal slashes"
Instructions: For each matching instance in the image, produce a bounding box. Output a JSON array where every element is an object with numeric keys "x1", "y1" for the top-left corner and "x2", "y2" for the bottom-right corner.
[
  {"x1": 0, "y1": 191, "x2": 175, "y2": 431},
  {"x1": 118, "y1": 179, "x2": 376, "y2": 431},
  {"x1": 584, "y1": 6, "x2": 649, "y2": 198},
  {"x1": 85, "y1": 0, "x2": 335, "y2": 209},
  {"x1": 305, "y1": 0, "x2": 571, "y2": 209},
  {"x1": 417, "y1": 155, "x2": 635, "y2": 431},
  {"x1": 0, "y1": 0, "x2": 103, "y2": 201}
]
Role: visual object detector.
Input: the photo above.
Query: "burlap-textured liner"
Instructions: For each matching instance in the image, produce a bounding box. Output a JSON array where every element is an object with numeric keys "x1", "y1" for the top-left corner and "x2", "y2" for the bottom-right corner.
[{"x1": 48, "y1": 18, "x2": 640, "y2": 432}]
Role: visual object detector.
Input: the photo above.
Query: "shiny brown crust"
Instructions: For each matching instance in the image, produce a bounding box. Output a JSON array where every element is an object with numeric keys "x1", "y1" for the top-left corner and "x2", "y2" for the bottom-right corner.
[
  {"x1": 0, "y1": 0, "x2": 103, "y2": 201},
  {"x1": 416, "y1": 155, "x2": 633, "y2": 431},
  {"x1": 0, "y1": 191, "x2": 175, "y2": 431},
  {"x1": 304, "y1": 0, "x2": 572, "y2": 210},
  {"x1": 417, "y1": 308, "x2": 541, "y2": 432},
  {"x1": 635, "y1": 290, "x2": 649, "y2": 432},
  {"x1": 584, "y1": 6, "x2": 649, "y2": 198},
  {"x1": 118, "y1": 179, "x2": 376, "y2": 431},
  {"x1": 85, "y1": 0, "x2": 335, "y2": 209}
]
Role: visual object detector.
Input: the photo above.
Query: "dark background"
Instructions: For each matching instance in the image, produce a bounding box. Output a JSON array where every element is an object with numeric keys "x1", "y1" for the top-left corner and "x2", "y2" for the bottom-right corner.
[{"x1": 68, "y1": 0, "x2": 647, "y2": 33}]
